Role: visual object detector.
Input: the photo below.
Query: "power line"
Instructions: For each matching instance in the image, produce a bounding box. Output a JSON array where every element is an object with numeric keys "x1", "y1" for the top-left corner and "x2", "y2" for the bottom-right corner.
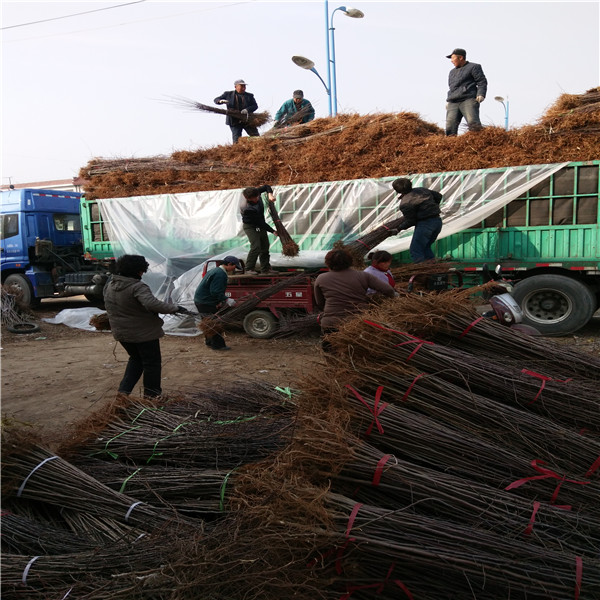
[{"x1": 1, "y1": 0, "x2": 147, "y2": 30}]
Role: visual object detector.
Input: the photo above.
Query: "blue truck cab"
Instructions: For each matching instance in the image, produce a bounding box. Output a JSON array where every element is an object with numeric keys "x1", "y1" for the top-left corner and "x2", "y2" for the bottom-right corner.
[{"x1": 1, "y1": 188, "x2": 108, "y2": 306}]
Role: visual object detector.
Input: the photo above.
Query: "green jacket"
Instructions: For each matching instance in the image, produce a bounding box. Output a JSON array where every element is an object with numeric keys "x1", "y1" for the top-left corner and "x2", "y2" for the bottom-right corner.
[
  {"x1": 275, "y1": 98, "x2": 315, "y2": 125},
  {"x1": 194, "y1": 266, "x2": 228, "y2": 308}
]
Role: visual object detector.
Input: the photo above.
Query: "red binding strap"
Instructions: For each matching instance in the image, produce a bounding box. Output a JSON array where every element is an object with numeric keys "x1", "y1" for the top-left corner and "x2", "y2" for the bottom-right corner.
[
  {"x1": 372, "y1": 454, "x2": 392, "y2": 487},
  {"x1": 346, "y1": 385, "x2": 388, "y2": 436},
  {"x1": 521, "y1": 369, "x2": 573, "y2": 404},
  {"x1": 524, "y1": 501, "x2": 541, "y2": 535},
  {"x1": 401, "y1": 373, "x2": 424, "y2": 402},
  {"x1": 459, "y1": 316, "x2": 484, "y2": 337},
  {"x1": 575, "y1": 556, "x2": 583, "y2": 600}
]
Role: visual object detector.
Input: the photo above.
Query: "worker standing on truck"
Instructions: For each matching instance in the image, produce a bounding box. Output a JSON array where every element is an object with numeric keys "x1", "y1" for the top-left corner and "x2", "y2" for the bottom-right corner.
[
  {"x1": 214, "y1": 79, "x2": 260, "y2": 143},
  {"x1": 194, "y1": 256, "x2": 241, "y2": 351},
  {"x1": 392, "y1": 178, "x2": 443, "y2": 264},
  {"x1": 274, "y1": 90, "x2": 315, "y2": 127},
  {"x1": 103, "y1": 254, "x2": 189, "y2": 398},
  {"x1": 445, "y1": 48, "x2": 487, "y2": 136},
  {"x1": 241, "y1": 185, "x2": 278, "y2": 275},
  {"x1": 314, "y1": 248, "x2": 396, "y2": 352}
]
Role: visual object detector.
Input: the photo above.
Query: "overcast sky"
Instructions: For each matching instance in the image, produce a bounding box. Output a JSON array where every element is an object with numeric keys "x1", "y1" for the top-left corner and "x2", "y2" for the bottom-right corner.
[{"x1": 2, "y1": 0, "x2": 599, "y2": 185}]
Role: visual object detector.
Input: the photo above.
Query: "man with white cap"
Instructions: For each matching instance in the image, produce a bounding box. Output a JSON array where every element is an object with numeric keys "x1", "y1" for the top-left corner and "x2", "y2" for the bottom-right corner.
[
  {"x1": 445, "y1": 48, "x2": 487, "y2": 136},
  {"x1": 274, "y1": 90, "x2": 315, "y2": 127},
  {"x1": 214, "y1": 79, "x2": 260, "y2": 143}
]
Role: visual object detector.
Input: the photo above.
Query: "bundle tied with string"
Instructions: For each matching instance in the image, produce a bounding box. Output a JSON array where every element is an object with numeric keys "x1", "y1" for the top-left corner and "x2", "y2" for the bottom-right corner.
[
  {"x1": 267, "y1": 200, "x2": 299, "y2": 257},
  {"x1": 165, "y1": 95, "x2": 271, "y2": 128},
  {"x1": 340, "y1": 215, "x2": 408, "y2": 267}
]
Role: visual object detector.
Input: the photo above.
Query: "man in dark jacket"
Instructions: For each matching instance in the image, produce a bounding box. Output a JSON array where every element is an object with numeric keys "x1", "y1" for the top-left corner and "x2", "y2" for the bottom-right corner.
[
  {"x1": 103, "y1": 254, "x2": 187, "y2": 397},
  {"x1": 240, "y1": 185, "x2": 278, "y2": 274},
  {"x1": 445, "y1": 48, "x2": 487, "y2": 136},
  {"x1": 392, "y1": 178, "x2": 443, "y2": 263},
  {"x1": 194, "y1": 256, "x2": 241, "y2": 351},
  {"x1": 214, "y1": 79, "x2": 259, "y2": 143}
]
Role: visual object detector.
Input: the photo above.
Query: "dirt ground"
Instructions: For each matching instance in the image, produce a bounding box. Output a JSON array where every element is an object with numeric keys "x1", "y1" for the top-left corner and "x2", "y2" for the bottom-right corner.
[
  {"x1": 2, "y1": 297, "x2": 600, "y2": 440},
  {"x1": 1, "y1": 296, "x2": 322, "y2": 438}
]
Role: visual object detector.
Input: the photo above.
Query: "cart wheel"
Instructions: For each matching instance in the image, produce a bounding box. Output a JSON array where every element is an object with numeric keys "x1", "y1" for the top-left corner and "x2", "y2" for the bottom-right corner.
[
  {"x1": 6, "y1": 322, "x2": 41, "y2": 334},
  {"x1": 243, "y1": 310, "x2": 278, "y2": 339}
]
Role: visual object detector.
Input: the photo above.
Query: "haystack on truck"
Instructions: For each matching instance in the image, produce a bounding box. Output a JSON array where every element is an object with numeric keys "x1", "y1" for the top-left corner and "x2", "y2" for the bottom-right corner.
[{"x1": 1, "y1": 160, "x2": 599, "y2": 336}]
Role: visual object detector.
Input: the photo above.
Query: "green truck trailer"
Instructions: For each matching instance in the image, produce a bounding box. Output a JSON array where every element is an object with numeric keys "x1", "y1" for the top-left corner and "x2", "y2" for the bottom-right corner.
[{"x1": 82, "y1": 160, "x2": 599, "y2": 336}]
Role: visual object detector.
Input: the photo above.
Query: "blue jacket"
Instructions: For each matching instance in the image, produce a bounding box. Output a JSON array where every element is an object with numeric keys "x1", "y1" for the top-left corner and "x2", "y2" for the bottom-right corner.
[
  {"x1": 447, "y1": 61, "x2": 487, "y2": 102},
  {"x1": 194, "y1": 266, "x2": 229, "y2": 307},
  {"x1": 275, "y1": 98, "x2": 315, "y2": 125},
  {"x1": 214, "y1": 90, "x2": 258, "y2": 126}
]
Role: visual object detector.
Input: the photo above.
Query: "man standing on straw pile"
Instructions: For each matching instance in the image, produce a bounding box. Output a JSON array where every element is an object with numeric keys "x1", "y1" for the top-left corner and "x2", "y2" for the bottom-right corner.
[
  {"x1": 392, "y1": 178, "x2": 443, "y2": 263},
  {"x1": 214, "y1": 79, "x2": 260, "y2": 143},
  {"x1": 241, "y1": 185, "x2": 278, "y2": 275},
  {"x1": 194, "y1": 256, "x2": 241, "y2": 351},
  {"x1": 103, "y1": 254, "x2": 189, "y2": 398},
  {"x1": 274, "y1": 90, "x2": 315, "y2": 127},
  {"x1": 445, "y1": 48, "x2": 487, "y2": 136}
]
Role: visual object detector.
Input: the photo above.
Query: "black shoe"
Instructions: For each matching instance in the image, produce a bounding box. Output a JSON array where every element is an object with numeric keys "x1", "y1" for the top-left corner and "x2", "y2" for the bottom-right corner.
[{"x1": 211, "y1": 346, "x2": 232, "y2": 351}]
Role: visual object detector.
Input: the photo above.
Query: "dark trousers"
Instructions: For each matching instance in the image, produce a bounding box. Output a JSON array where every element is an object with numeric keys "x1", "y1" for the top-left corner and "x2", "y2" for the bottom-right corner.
[
  {"x1": 195, "y1": 303, "x2": 227, "y2": 349},
  {"x1": 118, "y1": 339, "x2": 162, "y2": 397},
  {"x1": 230, "y1": 124, "x2": 259, "y2": 143},
  {"x1": 410, "y1": 216, "x2": 443, "y2": 263},
  {"x1": 445, "y1": 98, "x2": 482, "y2": 135},
  {"x1": 243, "y1": 225, "x2": 271, "y2": 272}
]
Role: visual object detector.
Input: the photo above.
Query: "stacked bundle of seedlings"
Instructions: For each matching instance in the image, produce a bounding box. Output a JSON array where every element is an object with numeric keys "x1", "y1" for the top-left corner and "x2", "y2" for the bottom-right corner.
[{"x1": 80, "y1": 88, "x2": 600, "y2": 199}]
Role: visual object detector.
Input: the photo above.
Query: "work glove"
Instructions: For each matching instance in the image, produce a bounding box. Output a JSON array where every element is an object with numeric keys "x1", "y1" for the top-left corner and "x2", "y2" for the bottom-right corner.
[
  {"x1": 476, "y1": 96, "x2": 485, "y2": 103},
  {"x1": 225, "y1": 298, "x2": 236, "y2": 307},
  {"x1": 218, "y1": 99, "x2": 228, "y2": 105},
  {"x1": 264, "y1": 185, "x2": 273, "y2": 194},
  {"x1": 176, "y1": 305, "x2": 194, "y2": 315},
  {"x1": 387, "y1": 228, "x2": 400, "y2": 235},
  {"x1": 240, "y1": 108, "x2": 249, "y2": 121}
]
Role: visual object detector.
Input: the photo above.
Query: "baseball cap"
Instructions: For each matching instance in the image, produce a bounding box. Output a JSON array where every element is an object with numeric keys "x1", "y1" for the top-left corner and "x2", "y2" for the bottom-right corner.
[
  {"x1": 223, "y1": 255, "x2": 242, "y2": 269},
  {"x1": 293, "y1": 90, "x2": 304, "y2": 99},
  {"x1": 234, "y1": 79, "x2": 247, "y2": 86},
  {"x1": 446, "y1": 48, "x2": 466, "y2": 58}
]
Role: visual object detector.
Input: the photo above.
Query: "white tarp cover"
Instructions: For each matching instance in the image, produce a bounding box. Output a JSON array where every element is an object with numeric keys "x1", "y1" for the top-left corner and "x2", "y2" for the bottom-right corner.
[{"x1": 97, "y1": 162, "x2": 567, "y2": 322}]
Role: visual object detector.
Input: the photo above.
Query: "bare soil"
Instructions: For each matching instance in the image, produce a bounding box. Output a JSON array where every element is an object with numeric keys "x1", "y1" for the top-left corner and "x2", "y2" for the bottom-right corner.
[
  {"x1": 1, "y1": 297, "x2": 321, "y2": 437},
  {"x1": 2, "y1": 297, "x2": 599, "y2": 440}
]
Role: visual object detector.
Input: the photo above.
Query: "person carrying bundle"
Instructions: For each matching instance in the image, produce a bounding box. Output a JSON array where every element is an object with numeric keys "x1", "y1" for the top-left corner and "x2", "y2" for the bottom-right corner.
[
  {"x1": 214, "y1": 79, "x2": 259, "y2": 143},
  {"x1": 241, "y1": 185, "x2": 279, "y2": 275},
  {"x1": 194, "y1": 256, "x2": 241, "y2": 351},
  {"x1": 391, "y1": 178, "x2": 443, "y2": 263}
]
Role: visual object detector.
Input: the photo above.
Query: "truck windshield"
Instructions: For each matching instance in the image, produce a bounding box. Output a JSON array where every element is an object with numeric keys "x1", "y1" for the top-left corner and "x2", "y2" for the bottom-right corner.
[{"x1": 54, "y1": 213, "x2": 81, "y2": 232}]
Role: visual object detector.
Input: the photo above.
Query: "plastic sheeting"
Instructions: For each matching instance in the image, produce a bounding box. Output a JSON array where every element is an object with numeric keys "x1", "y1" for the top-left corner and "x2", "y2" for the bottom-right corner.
[{"x1": 98, "y1": 162, "x2": 568, "y2": 308}]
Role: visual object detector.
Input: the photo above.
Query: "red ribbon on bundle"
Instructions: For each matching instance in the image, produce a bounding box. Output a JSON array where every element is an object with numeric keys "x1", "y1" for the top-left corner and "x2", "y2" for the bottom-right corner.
[
  {"x1": 346, "y1": 385, "x2": 388, "y2": 436},
  {"x1": 459, "y1": 316, "x2": 484, "y2": 337},
  {"x1": 339, "y1": 561, "x2": 414, "y2": 600},
  {"x1": 520, "y1": 369, "x2": 573, "y2": 404},
  {"x1": 372, "y1": 454, "x2": 392, "y2": 487}
]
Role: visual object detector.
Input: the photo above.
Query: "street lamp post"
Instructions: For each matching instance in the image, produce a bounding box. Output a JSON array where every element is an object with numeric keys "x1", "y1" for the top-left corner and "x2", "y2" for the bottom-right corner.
[
  {"x1": 494, "y1": 95, "x2": 510, "y2": 131},
  {"x1": 327, "y1": 2, "x2": 364, "y2": 116}
]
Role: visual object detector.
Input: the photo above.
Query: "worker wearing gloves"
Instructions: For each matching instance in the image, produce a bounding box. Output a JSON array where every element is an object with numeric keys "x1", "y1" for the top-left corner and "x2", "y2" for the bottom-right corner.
[
  {"x1": 274, "y1": 90, "x2": 315, "y2": 127},
  {"x1": 445, "y1": 48, "x2": 487, "y2": 136},
  {"x1": 194, "y1": 256, "x2": 242, "y2": 351},
  {"x1": 103, "y1": 254, "x2": 189, "y2": 398},
  {"x1": 392, "y1": 178, "x2": 443, "y2": 263},
  {"x1": 241, "y1": 185, "x2": 278, "y2": 275},
  {"x1": 214, "y1": 79, "x2": 259, "y2": 143}
]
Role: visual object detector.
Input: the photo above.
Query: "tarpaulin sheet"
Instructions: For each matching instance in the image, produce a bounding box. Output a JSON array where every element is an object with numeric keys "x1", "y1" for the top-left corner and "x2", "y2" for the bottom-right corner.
[{"x1": 98, "y1": 162, "x2": 568, "y2": 312}]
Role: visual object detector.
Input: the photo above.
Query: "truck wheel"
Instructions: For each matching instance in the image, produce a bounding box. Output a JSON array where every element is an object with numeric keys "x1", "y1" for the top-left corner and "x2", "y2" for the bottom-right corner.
[
  {"x1": 4, "y1": 274, "x2": 35, "y2": 307},
  {"x1": 243, "y1": 310, "x2": 278, "y2": 339},
  {"x1": 512, "y1": 275, "x2": 596, "y2": 336}
]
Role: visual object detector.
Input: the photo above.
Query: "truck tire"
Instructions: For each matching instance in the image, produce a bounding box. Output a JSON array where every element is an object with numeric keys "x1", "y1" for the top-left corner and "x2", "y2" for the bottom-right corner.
[
  {"x1": 4, "y1": 274, "x2": 35, "y2": 307},
  {"x1": 6, "y1": 322, "x2": 41, "y2": 334},
  {"x1": 243, "y1": 310, "x2": 278, "y2": 339},
  {"x1": 512, "y1": 275, "x2": 596, "y2": 336}
]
